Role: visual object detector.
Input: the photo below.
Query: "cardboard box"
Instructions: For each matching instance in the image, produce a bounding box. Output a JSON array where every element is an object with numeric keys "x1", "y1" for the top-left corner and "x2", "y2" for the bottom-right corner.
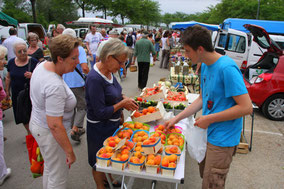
[
  {"x1": 131, "y1": 101, "x2": 167, "y2": 123},
  {"x1": 140, "y1": 84, "x2": 168, "y2": 101}
]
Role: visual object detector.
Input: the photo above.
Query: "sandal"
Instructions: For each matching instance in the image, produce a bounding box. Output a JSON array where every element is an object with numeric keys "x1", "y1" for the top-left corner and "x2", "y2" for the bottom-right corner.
[
  {"x1": 71, "y1": 130, "x2": 81, "y2": 142},
  {"x1": 104, "y1": 180, "x2": 122, "y2": 188}
]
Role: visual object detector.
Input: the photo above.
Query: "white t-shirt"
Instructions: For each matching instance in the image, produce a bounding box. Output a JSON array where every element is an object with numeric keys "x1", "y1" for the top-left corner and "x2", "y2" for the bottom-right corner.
[
  {"x1": 85, "y1": 32, "x2": 103, "y2": 54},
  {"x1": 161, "y1": 37, "x2": 170, "y2": 50},
  {"x1": 30, "y1": 62, "x2": 77, "y2": 130}
]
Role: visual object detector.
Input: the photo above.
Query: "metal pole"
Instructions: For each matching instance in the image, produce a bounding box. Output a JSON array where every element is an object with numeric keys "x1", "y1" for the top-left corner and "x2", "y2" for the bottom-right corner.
[{"x1": 256, "y1": 0, "x2": 260, "y2": 19}]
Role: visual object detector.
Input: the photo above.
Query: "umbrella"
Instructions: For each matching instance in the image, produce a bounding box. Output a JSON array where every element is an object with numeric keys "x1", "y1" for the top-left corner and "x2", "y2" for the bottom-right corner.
[{"x1": 0, "y1": 11, "x2": 18, "y2": 27}]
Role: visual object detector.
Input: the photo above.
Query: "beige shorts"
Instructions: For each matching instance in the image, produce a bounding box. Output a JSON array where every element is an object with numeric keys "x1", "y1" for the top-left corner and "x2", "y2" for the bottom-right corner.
[{"x1": 199, "y1": 142, "x2": 237, "y2": 189}]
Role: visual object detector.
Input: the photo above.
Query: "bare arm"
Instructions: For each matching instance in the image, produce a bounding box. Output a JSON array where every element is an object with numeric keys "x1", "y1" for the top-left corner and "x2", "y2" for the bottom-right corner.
[
  {"x1": 46, "y1": 116, "x2": 76, "y2": 166},
  {"x1": 85, "y1": 41, "x2": 91, "y2": 55},
  {"x1": 80, "y1": 63, "x2": 89, "y2": 74},
  {"x1": 194, "y1": 93, "x2": 252, "y2": 129}
]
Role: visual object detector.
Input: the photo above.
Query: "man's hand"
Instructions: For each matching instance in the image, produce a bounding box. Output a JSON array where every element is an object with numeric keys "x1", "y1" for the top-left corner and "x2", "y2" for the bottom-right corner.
[
  {"x1": 194, "y1": 115, "x2": 212, "y2": 129},
  {"x1": 66, "y1": 151, "x2": 76, "y2": 168},
  {"x1": 164, "y1": 117, "x2": 177, "y2": 130}
]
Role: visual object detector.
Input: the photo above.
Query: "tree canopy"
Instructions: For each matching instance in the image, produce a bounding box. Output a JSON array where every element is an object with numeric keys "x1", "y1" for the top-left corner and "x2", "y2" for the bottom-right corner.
[{"x1": 0, "y1": 0, "x2": 283, "y2": 29}]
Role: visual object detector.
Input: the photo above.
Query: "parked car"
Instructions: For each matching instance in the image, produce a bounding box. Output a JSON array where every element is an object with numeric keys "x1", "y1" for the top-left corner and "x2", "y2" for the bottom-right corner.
[{"x1": 243, "y1": 24, "x2": 284, "y2": 121}]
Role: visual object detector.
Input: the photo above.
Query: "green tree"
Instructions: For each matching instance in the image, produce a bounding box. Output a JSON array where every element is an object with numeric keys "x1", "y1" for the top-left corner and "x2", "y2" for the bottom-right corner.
[
  {"x1": 86, "y1": 0, "x2": 113, "y2": 19},
  {"x1": 1, "y1": 0, "x2": 32, "y2": 23},
  {"x1": 74, "y1": 0, "x2": 93, "y2": 17},
  {"x1": 30, "y1": 0, "x2": 37, "y2": 23}
]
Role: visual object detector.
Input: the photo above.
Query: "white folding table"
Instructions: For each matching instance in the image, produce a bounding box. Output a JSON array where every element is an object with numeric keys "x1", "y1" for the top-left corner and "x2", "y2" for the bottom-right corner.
[{"x1": 94, "y1": 116, "x2": 194, "y2": 189}]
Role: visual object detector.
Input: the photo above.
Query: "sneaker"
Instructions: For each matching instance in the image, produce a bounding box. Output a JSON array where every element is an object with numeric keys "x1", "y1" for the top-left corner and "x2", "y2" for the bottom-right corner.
[{"x1": 0, "y1": 168, "x2": 11, "y2": 186}]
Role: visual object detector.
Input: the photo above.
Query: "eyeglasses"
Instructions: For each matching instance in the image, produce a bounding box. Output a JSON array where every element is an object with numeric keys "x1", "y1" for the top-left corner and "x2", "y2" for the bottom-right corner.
[
  {"x1": 112, "y1": 55, "x2": 124, "y2": 65},
  {"x1": 17, "y1": 49, "x2": 27, "y2": 54}
]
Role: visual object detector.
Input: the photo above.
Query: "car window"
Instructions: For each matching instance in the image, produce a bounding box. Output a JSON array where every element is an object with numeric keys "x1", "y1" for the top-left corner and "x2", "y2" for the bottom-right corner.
[
  {"x1": 218, "y1": 33, "x2": 227, "y2": 48},
  {"x1": 257, "y1": 36, "x2": 270, "y2": 48},
  {"x1": 227, "y1": 34, "x2": 245, "y2": 53},
  {"x1": 18, "y1": 27, "x2": 26, "y2": 41}
]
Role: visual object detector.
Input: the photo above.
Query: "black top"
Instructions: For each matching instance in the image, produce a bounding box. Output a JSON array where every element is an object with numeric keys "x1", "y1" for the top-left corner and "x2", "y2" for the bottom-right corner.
[{"x1": 28, "y1": 48, "x2": 44, "y2": 61}]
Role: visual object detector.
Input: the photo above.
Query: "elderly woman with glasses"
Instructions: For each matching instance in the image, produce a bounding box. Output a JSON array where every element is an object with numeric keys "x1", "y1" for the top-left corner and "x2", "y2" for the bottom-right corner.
[
  {"x1": 85, "y1": 38, "x2": 138, "y2": 189},
  {"x1": 5, "y1": 41, "x2": 38, "y2": 135},
  {"x1": 27, "y1": 32, "x2": 44, "y2": 62}
]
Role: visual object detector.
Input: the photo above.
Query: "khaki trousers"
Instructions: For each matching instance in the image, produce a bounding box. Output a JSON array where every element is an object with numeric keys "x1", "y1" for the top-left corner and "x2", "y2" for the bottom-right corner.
[{"x1": 199, "y1": 142, "x2": 237, "y2": 189}]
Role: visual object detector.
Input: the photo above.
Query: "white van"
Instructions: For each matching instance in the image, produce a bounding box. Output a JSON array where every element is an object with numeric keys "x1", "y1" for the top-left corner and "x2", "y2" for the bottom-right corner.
[
  {"x1": 214, "y1": 28, "x2": 284, "y2": 70},
  {"x1": 18, "y1": 23, "x2": 46, "y2": 42}
]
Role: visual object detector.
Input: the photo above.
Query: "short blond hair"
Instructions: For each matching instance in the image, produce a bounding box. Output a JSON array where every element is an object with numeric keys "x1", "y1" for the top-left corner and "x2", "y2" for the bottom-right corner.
[
  {"x1": 27, "y1": 32, "x2": 39, "y2": 42},
  {"x1": 100, "y1": 38, "x2": 130, "y2": 62},
  {"x1": 0, "y1": 45, "x2": 8, "y2": 57},
  {"x1": 49, "y1": 34, "x2": 79, "y2": 64}
]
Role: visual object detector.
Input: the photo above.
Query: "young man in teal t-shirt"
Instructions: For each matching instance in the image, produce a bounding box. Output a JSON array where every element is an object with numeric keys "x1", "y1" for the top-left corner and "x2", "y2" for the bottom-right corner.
[{"x1": 165, "y1": 25, "x2": 252, "y2": 188}]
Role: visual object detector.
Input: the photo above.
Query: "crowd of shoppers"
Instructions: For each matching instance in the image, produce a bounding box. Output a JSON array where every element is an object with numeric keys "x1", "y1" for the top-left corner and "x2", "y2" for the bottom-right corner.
[{"x1": 0, "y1": 24, "x2": 199, "y2": 189}]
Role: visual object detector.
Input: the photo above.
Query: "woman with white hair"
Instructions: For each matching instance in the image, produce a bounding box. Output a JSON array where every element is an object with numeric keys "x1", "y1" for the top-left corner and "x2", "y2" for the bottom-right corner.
[
  {"x1": 85, "y1": 38, "x2": 138, "y2": 189},
  {"x1": 0, "y1": 45, "x2": 11, "y2": 186},
  {"x1": 27, "y1": 32, "x2": 44, "y2": 62},
  {"x1": 5, "y1": 41, "x2": 38, "y2": 135}
]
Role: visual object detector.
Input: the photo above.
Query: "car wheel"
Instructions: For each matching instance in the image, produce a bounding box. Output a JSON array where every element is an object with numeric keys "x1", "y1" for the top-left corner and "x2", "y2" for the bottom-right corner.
[{"x1": 261, "y1": 94, "x2": 284, "y2": 121}]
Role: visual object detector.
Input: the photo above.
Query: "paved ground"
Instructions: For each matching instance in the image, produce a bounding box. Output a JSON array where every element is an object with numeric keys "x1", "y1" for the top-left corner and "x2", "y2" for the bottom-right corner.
[{"x1": 1, "y1": 60, "x2": 284, "y2": 189}]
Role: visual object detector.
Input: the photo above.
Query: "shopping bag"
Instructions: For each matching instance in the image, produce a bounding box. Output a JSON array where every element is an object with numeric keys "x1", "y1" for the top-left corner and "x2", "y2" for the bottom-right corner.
[
  {"x1": 26, "y1": 135, "x2": 44, "y2": 178},
  {"x1": 185, "y1": 118, "x2": 207, "y2": 163}
]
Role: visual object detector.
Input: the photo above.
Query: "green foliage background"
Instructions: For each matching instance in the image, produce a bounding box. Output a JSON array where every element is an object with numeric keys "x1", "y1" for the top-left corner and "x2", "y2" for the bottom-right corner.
[{"x1": 1, "y1": 0, "x2": 283, "y2": 29}]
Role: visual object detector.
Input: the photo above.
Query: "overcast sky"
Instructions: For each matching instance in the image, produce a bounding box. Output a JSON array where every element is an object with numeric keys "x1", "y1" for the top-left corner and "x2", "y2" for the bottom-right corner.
[
  {"x1": 84, "y1": 0, "x2": 220, "y2": 17},
  {"x1": 157, "y1": 0, "x2": 220, "y2": 14}
]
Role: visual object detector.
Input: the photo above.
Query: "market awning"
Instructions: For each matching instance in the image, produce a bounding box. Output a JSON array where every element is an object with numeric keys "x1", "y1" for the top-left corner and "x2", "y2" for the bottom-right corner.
[
  {"x1": 0, "y1": 12, "x2": 18, "y2": 27},
  {"x1": 171, "y1": 21, "x2": 219, "y2": 31},
  {"x1": 66, "y1": 17, "x2": 123, "y2": 28}
]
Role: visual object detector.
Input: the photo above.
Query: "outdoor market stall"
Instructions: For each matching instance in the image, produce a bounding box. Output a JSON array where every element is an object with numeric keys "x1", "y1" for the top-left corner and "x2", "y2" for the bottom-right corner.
[
  {"x1": 94, "y1": 116, "x2": 193, "y2": 189},
  {"x1": 93, "y1": 82, "x2": 198, "y2": 189}
]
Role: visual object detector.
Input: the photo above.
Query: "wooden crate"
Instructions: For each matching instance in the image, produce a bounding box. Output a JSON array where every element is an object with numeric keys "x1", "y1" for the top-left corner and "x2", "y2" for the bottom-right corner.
[{"x1": 237, "y1": 134, "x2": 249, "y2": 154}]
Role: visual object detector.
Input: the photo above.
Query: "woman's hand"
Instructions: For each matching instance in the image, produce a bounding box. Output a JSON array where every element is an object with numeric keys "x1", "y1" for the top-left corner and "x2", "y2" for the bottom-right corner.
[
  {"x1": 66, "y1": 151, "x2": 76, "y2": 167},
  {"x1": 122, "y1": 97, "x2": 139, "y2": 111},
  {"x1": 24, "y1": 71, "x2": 32, "y2": 79}
]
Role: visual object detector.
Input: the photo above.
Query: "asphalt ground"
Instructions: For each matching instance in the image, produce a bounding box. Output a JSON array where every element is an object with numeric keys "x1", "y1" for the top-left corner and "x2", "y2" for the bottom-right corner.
[{"x1": 1, "y1": 60, "x2": 284, "y2": 189}]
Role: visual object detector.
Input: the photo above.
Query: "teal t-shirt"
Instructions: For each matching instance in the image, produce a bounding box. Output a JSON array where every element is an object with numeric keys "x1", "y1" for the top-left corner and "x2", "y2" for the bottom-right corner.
[{"x1": 200, "y1": 56, "x2": 248, "y2": 147}]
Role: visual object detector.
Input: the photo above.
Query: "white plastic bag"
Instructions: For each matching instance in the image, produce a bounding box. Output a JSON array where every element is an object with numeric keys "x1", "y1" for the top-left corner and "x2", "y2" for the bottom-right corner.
[{"x1": 185, "y1": 117, "x2": 207, "y2": 163}]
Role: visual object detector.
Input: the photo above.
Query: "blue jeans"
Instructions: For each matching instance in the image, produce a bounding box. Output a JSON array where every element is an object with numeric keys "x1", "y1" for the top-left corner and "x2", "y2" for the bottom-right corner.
[{"x1": 90, "y1": 54, "x2": 96, "y2": 69}]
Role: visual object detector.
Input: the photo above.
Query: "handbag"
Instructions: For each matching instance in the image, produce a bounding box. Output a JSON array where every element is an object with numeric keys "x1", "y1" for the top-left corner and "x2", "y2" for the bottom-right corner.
[
  {"x1": 16, "y1": 59, "x2": 32, "y2": 124},
  {"x1": 26, "y1": 135, "x2": 44, "y2": 178},
  {"x1": 129, "y1": 65, "x2": 137, "y2": 72}
]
